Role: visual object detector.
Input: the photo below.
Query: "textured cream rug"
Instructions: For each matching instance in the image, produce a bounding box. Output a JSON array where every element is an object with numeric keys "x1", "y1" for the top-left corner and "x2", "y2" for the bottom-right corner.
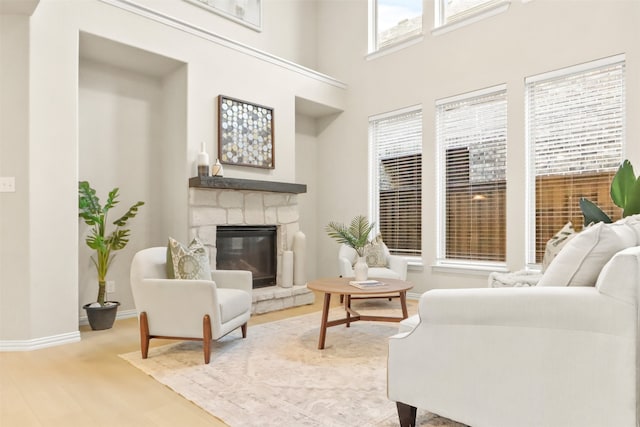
[{"x1": 120, "y1": 302, "x2": 466, "y2": 427}]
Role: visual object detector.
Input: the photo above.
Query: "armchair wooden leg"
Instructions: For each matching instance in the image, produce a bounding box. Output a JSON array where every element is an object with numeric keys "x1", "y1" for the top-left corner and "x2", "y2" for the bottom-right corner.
[
  {"x1": 396, "y1": 402, "x2": 417, "y2": 427},
  {"x1": 203, "y1": 314, "x2": 212, "y2": 364},
  {"x1": 139, "y1": 312, "x2": 150, "y2": 359},
  {"x1": 241, "y1": 323, "x2": 247, "y2": 338}
]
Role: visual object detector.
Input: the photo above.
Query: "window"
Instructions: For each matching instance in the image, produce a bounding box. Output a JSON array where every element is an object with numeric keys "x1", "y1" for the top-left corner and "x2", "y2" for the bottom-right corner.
[
  {"x1": 436, "y1": 86, "x2": 507, "y2": 263},
  {"x1": 370, "y1": 0, "x2": 422, "y2": 52},
  {"x1": 435, "y1": 0, "x2": 509, "y2": 30},
  {"x1": 526, "y1": 55, "x2": 625, "y2": 264},
  {"x1": 369, "y1": 106, "x2": 422, "y2": 256}
]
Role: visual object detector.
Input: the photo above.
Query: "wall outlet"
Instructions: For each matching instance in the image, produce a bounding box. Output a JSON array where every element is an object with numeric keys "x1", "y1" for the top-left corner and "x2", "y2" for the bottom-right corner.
[
  {"x1": 0, "y1": 177, "x2": 16, "y2": 193},
  {"x1": 106, "y1": 280, "x2": 115, "y2": 293}
]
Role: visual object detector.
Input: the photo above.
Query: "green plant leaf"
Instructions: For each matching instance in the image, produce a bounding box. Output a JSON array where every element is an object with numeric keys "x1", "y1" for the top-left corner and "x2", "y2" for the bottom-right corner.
[
  {"x1": 112, "y1": 201, "x2": 145, "y2": 227},
  {"x1": 326, "y1": 215, "x2": 375, "y2": 256},
  {"x1": 622, "y1": 176, "x2": 640, "y2": 217},
  {"x1": 579, "y1": 198, "x2": 612, "y2": 226},
  {"x1": 610, "y1": 160, "x2": 636, "y2": 209}
]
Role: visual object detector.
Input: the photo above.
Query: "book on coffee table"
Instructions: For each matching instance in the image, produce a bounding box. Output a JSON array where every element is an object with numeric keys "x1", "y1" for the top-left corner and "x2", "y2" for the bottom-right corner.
[{"x1": 349, "y1": 280, "x2": 386, "y2": 289}]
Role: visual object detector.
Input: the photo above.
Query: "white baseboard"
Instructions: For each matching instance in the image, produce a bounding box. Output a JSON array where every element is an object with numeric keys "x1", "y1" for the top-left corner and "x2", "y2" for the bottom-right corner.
[
  {"x1": 78, "y1": 308, "x2": 138, "y2": 326},
  {"x1": 0, "y1": 331, "x2": 81, "y2": 352}
]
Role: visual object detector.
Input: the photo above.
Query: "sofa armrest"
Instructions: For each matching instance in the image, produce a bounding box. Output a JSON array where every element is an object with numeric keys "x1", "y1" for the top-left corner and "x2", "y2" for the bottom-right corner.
[
  {"x1": 338, "y1": 257, "x2": 354, "y2": 277},
  {"x1": 211, "y1": 270, "x2": 252, "y2": 294},
  {"x1": 387, "y1": 255, "x2": 408, "y2": 281},
  {"x1": 418, "y1": 287, "x2": 635, "y2": 337}
]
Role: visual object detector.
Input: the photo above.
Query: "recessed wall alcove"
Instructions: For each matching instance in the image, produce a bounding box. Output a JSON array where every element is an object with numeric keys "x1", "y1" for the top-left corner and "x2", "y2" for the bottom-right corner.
[{"x1": 78, "y1": 32, "x2": 188, "y2": 318}]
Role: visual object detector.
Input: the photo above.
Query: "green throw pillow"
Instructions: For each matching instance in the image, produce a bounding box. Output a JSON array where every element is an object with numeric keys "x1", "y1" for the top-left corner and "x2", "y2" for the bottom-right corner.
[{"x1": 167, "y1": 237, "x2": 212, "y2": 280}]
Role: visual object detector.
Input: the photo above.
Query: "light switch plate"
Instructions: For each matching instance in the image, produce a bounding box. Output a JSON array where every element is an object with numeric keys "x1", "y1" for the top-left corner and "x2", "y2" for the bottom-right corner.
[{"x1": 0, "y1": 177, "x2": 16, "y2": 192}]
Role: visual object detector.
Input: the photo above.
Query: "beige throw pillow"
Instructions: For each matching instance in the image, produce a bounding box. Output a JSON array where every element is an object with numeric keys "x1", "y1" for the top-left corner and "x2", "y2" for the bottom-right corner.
[
  {"x1": 541, "y1": 222, "x2": 576, "y2": 272},
  {"x1": 364, "y1": 235, "x2": 388, "y2": 267},
  {"x1": 167, "y1": 237, "x2": 212, "y2": 280}
]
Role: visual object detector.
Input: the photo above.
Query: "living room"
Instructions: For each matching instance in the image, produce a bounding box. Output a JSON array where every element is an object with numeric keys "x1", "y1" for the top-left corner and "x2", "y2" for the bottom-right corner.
[{"x1": 1, "y1": 0, "x2": 639, "y2": 426}]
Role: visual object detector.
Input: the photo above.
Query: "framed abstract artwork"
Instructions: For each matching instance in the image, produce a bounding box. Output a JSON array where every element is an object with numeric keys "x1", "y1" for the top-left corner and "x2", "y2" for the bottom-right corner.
[
  {"x1": 218, "y1": 95, "x2": 274, "y2": 169},
  {"x1": 184, "y1": 0, "x2": 262, "y2": 31}
]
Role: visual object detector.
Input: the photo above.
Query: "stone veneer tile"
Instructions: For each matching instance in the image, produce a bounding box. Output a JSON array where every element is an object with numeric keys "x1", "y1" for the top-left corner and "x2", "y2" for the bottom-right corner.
[
  {"x1": 294, "y1": 292, "x2": 315, "y2": 306},
  {"x1": 191, "y1": 207, "x2": 227, "y2": 226},
  {"x1": 190, "y1": 189, "x2": 218, "y2": 206},
  {"x1": 197, "y1": 226, "x2": 218, "y2": 244},
  {"x1": 277, "y1": 205, "x2": 299, "y2": 224},
  {"x1": 264, "y1": 207, "x2": 278, "y2": 224},
  {"x1": 292, "y1": 285, "x2": 311, "y2": 295},
  {"x1": 264, "y1": 193, "x2": 289, "y2": 207},
  {"x1": 219, "y1": 191, "x2": 244, "y2": 208},
  {"x1": 244, "y1": 193, "x2": 265, "y2": 224},
  {"x1": 227, "y1": 208, "x2": 244, "y2": 224}
]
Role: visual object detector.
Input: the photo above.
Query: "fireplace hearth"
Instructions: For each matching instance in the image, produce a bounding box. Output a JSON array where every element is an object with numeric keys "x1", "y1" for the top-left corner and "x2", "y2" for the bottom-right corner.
[{"x1": 216, "y1": 225, "x2": 277, "y2": 288}]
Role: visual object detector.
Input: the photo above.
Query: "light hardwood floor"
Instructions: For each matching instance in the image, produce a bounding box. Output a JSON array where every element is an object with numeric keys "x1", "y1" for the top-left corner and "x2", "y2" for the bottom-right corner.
[{"x1": 1, "y1": 292, "x2": 414, "y2": 427}]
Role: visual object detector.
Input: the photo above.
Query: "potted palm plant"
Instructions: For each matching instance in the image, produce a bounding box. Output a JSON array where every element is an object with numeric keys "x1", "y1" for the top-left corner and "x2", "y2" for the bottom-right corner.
[
  {"x1": 580, "y1": 159, "x2": 640, "y2": 225},
  {"x1": 326, "y1": 215, "x2": 375, "y2": 281},
  {"x1": 78, "y1": 181, "x2": 144, "y2": 330}
]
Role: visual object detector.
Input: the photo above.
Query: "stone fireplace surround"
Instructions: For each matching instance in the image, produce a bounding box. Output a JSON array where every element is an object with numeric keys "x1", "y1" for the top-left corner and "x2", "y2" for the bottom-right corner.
[{"x1": 188, "y1": 176, "x2": 315, "y2": 314}]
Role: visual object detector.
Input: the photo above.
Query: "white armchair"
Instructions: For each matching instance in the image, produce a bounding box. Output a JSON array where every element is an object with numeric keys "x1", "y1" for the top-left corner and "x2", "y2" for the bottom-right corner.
[
  {"x1": 130, "y1": 247, "x2": 252, "y2": 364},
  {"x1": 338, "y1": 244, "x2": 407, "y2": 280},
  {"x1": 388, "y1": 245, "x2": 640, "y2": 427}
]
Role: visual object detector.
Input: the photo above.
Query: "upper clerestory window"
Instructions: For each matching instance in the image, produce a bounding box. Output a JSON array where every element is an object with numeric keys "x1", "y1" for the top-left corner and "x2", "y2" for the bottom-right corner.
[
  {"x1": 370, "y1": 0, "x2": 423, "y2": 53},
  {"x1": 434, "y1": 0, "x2": 510, "y2": 34}
]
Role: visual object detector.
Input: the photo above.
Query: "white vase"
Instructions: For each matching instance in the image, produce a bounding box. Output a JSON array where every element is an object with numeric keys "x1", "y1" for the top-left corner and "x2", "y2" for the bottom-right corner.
[{"x1": 354, "y1": 256, "x2": 368, "y2": 281}]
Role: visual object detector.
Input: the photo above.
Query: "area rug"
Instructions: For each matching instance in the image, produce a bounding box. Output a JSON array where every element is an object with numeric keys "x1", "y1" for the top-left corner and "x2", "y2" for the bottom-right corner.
[{"x1": 120, "y1": 302, "x2": 467, "y2": 427}]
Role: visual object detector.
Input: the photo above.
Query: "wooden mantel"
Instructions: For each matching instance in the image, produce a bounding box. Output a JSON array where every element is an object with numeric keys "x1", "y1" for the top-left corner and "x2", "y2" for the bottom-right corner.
[{"x1": 189, "y1": 176, "x2": 307, "y2": 194}]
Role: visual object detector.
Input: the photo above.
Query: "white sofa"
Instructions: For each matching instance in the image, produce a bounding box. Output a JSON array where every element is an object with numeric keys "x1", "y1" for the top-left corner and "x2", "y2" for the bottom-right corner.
[{"x1": 388, "y1": 219, "x2": 640, "y2": 427}]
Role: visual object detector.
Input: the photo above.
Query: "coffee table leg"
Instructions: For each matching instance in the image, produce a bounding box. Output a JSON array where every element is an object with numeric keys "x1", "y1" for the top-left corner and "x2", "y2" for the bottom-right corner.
[
  {"x1": 318, "y1": 292, "x2": 331, "y2": 349},
  {"x1": 400, "y1": 291, "x2": 408, "y2": 319},
  {"x1": 345, "y1": 294, "x2": 351, "y2": 328}
]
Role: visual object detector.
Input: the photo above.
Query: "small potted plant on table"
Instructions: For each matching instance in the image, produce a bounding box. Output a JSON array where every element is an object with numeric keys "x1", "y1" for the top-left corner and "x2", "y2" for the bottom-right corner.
[{"x1": 78, "y1": 181, "x2": 144, "y2": 330}]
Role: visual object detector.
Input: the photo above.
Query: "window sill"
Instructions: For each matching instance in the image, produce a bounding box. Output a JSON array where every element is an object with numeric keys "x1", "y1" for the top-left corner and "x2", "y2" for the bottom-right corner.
[
  {"x1": 366, "y1": 34, "x2": 424, "y2": 61},
  {"x1": 432, "y1": 1, "x2": 510, "y2": 37},
  {"x1": 431, "y1": 260, "x2": 508, "y2": 276}
]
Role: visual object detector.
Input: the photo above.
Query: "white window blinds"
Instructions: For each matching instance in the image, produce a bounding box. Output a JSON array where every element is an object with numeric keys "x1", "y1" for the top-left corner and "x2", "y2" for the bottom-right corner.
[
  {"x1": 526, "y1": 55, "x2": 625, "y2": 264},
  {"x1": 370, "y1": 107, "x2": 422, "y2": 256},
  {"x1": 437, "y1": 86, "x2": 507, "y2": 262}
]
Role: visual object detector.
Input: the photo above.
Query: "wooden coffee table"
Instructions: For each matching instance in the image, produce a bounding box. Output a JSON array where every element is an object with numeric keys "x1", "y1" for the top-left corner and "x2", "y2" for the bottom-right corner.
[{"x1": 306, "y1": 277, "x2": 413, "y2": 349}]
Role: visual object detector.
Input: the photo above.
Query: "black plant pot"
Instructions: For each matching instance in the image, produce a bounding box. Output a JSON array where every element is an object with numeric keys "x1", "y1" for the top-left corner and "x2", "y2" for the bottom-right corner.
[{"x1": 83, "y1": 301, "x2": 120, "y2": 330}]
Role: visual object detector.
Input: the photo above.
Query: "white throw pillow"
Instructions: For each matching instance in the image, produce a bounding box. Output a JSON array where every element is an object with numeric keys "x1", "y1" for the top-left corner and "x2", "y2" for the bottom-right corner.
[
  {"x1": 616, "y1": 214, "x2": 640, "y2": 245},
  {"x1": 537, "y1": 221, "x2": 636, "y2": 287},
  {"x1": 541, "y1": 222, "x2": 576, "y2": 273}
]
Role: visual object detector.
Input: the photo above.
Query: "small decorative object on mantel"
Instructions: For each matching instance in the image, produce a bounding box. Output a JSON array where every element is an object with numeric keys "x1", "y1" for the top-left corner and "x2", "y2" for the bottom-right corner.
[
  {"x1": 325, "y1": 215, "x2": 375, "y2": 281},
  {"x1": 212, "y1": 159, "x2": 224, "y2": 177},
  {"x1": 197, "y1": 142, "x2": 210, "y2": 177},
  {"x1": 218, "y1": 95, "x2": 274, "y2": 169}
]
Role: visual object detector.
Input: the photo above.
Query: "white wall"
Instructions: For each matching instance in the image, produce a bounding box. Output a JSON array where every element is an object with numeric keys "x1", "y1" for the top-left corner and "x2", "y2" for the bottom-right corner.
[
  {"x1": 0, "y1": 15, "x2": 31, "y2": 340},
  {"x1": 78, "y1": 58, "x2": 162, "y2": 313},
  {"x1": 130, "y1": 0, "x2": 319, "y2": 69},
  {"x1": 295, "y1": 113, "x2": 318, "y2": 281},
  {"x1": 315, "y1": 0, "x2": 640, "y2": 293},
  {"x1": 0, "y1": 0, "x2": 344, "y2": 345}
]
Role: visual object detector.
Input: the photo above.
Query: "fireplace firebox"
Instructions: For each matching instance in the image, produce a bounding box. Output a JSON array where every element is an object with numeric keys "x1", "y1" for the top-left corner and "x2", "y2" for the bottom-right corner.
[{"x1": 216, "y1": 225, "x2": 277, "y2": 288}]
